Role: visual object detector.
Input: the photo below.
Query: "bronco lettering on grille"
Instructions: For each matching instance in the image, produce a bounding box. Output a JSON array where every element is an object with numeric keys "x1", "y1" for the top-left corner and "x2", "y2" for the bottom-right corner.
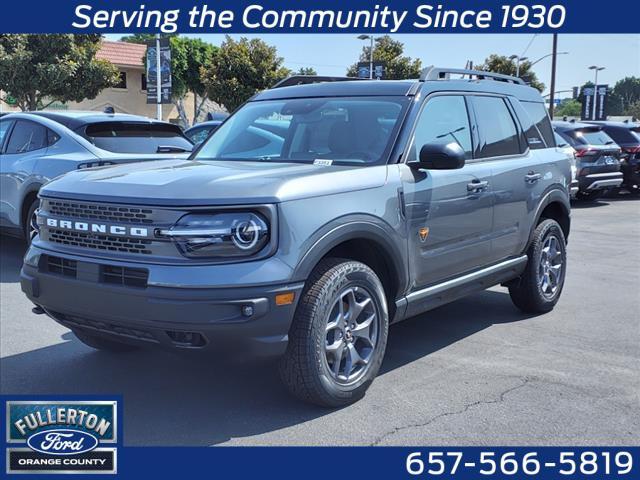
[{"x1": 45, "y1": 218, "x2": 148, "y2": 237}]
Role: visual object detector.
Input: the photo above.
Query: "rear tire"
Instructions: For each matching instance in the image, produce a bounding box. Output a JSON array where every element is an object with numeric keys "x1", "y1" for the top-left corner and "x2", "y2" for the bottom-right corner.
[
  {"x1": 280, "y1": 258, "x2": 389, "y2": 407},
  {"x1": 509, "y1": 219, "x2": 567, "y2": 314},
  {"x1": 74, "y1": 330, "x2": 139, "y2": 352}
]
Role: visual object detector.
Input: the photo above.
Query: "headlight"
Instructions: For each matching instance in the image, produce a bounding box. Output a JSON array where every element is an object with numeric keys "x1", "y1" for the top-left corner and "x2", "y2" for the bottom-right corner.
[{"x1": 158, "y1": 212, "x2": 269, "y2": 259}]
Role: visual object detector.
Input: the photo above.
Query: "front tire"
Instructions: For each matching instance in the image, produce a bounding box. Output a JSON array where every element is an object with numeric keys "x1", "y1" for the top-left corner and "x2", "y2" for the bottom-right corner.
[
  {"x1": 73, "y1": 330, "x2": 139, "y2": 352},
  {"x1": 280, "y1": 258, "x2": 389, "y2": 407},
  {"x1": 24, "y1": 199, "x2": 39, "y2": 245},
  {"x1": 509, "y1": 219, "x2": 567, "y2": 313}
]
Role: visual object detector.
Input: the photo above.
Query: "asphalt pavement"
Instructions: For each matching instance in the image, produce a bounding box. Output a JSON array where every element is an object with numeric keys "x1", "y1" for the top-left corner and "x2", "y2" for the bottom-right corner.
[{"x1": 1, "y1": 197, "x2": 639, "y2": 446}]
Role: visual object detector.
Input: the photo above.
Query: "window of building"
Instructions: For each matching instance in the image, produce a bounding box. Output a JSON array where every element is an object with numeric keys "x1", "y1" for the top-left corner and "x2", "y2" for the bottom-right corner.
[
  {"x1": 115, "y1": 72, "x2": 127, "y2": 89},
  {"x1": 407, "y1": 95, "x2": 472, "y2": 162},
  {"x1": 472, "y1": 96, "x2": 523, "y2": 158},
  {"x1": 141, "y1": 73, "x2": 147, "y2": 91}
]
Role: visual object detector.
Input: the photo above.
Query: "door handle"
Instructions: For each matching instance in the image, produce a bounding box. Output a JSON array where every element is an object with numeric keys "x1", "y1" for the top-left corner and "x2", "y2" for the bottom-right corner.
[
  {"x1": 467, "y1": 180, "x2": 489, "y2": 192},
  {"x1": 525, "y1": 172, "x2": 542, "y2": 183}
]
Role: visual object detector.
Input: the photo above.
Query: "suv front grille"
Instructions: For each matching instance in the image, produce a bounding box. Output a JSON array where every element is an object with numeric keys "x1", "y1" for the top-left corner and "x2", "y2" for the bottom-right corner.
[
  {"x1": 47, "y1": 200, "x2": 154, "y2": 224},
  {"x1": 48, "y1": 229, "x2": 152, "y2": 255},
  {"x1": 102, "y1": 265, "x2": 148, "y2": 288},
  {"x1": 42, "y1": 255, "x2": 149, "y2": 288},
  {"x1": 46, "y1": 256, "x2": 77, "y2": 277}
]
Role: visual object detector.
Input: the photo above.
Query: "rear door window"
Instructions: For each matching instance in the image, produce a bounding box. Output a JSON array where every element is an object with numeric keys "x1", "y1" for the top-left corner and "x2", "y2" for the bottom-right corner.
[
  {"x1": 5, "y1": 120, "x2": 48, "y2": 154},
  {"x1": 82, "y1": 122, "x2": 193, "y2": 154},
  {"x1": 472, "y1": 96, "x2": 523, "y2": 158}
]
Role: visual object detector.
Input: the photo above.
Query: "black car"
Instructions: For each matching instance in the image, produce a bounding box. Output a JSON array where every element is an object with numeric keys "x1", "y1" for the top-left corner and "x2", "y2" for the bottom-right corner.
[
  {"x1": 586, "y1": 121, "x2": 640, "y2": 195},
  {"x1": 552, "y1": 120, "x2": 623, "y2": 200}
]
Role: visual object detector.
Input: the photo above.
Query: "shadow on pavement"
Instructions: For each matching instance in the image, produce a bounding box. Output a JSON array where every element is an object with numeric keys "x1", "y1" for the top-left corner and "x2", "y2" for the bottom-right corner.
[
  {"x1": 1, "y1": 233, "x2": 535, "y2": 445},
  {"x1": 0, "y1": 235, "x2": 26, "y2": 283}
]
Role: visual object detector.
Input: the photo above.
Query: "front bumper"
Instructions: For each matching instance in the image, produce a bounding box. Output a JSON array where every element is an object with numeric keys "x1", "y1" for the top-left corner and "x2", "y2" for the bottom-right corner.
[{"x1": 21, "y1": 246, "x2": 304, "y2": 356}]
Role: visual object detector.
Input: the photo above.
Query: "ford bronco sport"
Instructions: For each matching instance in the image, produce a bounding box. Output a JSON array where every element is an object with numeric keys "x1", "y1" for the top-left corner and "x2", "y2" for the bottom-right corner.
[{"x1": 21, "y1": 68, "x2": 572, "y2": 407}]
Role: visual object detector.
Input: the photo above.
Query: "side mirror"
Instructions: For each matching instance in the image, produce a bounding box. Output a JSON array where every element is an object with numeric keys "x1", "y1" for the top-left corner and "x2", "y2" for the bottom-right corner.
[{"x1": 410, "y1": 142, "x2": 466, "y2": 170}]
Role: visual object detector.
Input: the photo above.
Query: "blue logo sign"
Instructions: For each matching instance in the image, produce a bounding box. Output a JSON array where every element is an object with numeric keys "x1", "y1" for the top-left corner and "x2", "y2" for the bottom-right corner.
[{"x1": 26, "y1": 429, "x2": 99, "y2": 456}]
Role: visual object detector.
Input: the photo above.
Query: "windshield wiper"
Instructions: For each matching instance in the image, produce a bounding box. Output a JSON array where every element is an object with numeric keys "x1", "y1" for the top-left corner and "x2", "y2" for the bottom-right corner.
[{"x1": 157, "y1": 145, "x2": 192, "y2": 153}]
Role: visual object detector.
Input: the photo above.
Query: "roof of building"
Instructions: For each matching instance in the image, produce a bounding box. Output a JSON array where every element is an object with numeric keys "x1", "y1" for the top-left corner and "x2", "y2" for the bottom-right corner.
[{"x1": 96, "y1": 41, "x2": 146, "y2": 68}]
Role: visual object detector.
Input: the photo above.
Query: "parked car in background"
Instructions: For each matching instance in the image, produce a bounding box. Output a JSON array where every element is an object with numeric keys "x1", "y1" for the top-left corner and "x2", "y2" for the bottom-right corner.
[
  {"x1": 552, "y1": 120, "x2": 623, "y2": 201},
  {"x1": 184, "y1": 120, "x2": 224, "y2": 146},
  {"x1": 586, "y1": 120, "x2": 640, "y2": 195},
  {"x1": 554, "y1": 131, "x2": 578, "y2": 198},
  {"x1": 0, "y1": 111, "x2": 193, "y2": 243}
]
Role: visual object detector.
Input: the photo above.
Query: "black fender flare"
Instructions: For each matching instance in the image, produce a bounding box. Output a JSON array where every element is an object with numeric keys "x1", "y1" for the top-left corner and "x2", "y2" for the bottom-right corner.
[
  {"x1": 291, "y1": 216, "x2": 409, "y2": 297},
  {"x1": 528, "y1": 188, "x2": 571, "y2": 246}
]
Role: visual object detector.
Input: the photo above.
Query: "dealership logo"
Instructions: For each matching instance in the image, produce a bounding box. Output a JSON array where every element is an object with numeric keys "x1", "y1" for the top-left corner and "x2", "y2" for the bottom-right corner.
[
  {"x1": 26, "y1": 430, "x2": 99, "y2": 456},
  {"x1": 4, "y1": 399, "x2": 119, "y2": 475}
]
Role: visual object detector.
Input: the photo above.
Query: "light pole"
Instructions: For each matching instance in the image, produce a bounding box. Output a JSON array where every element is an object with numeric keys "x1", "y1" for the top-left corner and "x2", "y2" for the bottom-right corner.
[
  {"x1": 155, "y1": 33, "x2": 162, "y2": 120},
  {"x1": 357, "y1": 34, "x2": 374, "y2": 79},
  {"x1": 589, "y1": 65, "x2": 605, "y2": 121},
  {"x1": 509, "y1": 55, "x2": 528, "y2": 77},
  {"x1": 529, "y1": 51, "x2": 568, "y2": 68}
]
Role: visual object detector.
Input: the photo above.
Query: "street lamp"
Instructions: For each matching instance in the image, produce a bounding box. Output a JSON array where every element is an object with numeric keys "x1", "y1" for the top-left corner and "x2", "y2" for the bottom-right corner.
[
  {"x1": 589, "y1": 65, "x2": 606, "y2": 121},
  {"x1": 357, "y1": 34, "x2": 374, "y2": 79},
  {"x1": 529, "y1": 51, "x2": 568, "y2": 68},
  {"x1": 509, "y1": 55, "x2": 528, "y2": 77}
]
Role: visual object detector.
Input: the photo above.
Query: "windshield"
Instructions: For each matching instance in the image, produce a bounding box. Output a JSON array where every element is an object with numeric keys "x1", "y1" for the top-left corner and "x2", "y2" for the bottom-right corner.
[
  {"x1": 82, "y1": 122, "x2": 193, "y2": 154},
  {"x1": 194, "y1": 97, "x2": 409, "y2": 165}
]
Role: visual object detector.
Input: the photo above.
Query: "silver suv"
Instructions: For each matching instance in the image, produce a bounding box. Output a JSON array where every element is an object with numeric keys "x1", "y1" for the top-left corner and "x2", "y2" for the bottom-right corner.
[{"x1": 21, "y1": 68, "x2": 572, "y2": 406}]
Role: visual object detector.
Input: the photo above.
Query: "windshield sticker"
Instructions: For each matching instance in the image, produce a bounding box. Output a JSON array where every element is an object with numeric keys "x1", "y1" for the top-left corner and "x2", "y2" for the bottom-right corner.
[{"x1": 313, "y1": 159, "x2": 333, "y2": 166}]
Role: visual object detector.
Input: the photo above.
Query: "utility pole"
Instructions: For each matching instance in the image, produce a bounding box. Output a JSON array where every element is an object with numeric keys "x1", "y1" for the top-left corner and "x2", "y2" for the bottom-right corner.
[
  {"x1": 549, "y1": 34, "x2": 558, "y2": 119},
  {"x1": 155, "y1": 33, "x2": 162, "y2": 121},
  {"x1": 369, "y1": 35, "x2": 374, "y2": 80}
]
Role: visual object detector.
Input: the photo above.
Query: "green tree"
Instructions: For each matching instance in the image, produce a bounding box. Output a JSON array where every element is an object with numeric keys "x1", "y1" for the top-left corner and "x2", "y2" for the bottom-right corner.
[
  {"x1": 168, "y1": 37, "x2": 218, "y2": 126},
  {"x1": 477, "y1": 54, "x2": 545, "y2": 92},
  {"x1": 296, "y1": 67, "x2": 317, "y2": 76},
  {"x1": 627, "y1": 100, "x2": 640, "y2": 121},
  {"x1": 0, "y1": 34, "x2": 119, "y2": 111},
  {"x1": 347, "y1": 35, "x2": 422, "y2": 80},
  {"x1": 201, "y1": 36, "x2": 290, "y2": 112},
  {"x1": 554, "y1": 99, "x2": 582, "y2": 118},
  {"x1": 610, "y1": 77, "x2": 640, "y2": 114}
]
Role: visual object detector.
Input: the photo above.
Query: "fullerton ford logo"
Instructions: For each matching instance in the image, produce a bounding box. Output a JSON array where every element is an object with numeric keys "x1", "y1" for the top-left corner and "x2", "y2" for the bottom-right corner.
[
  {"x1": 5, "y1": 399, "x2": 119, "y2": 474},
  {"x1": 43, "y1": 217, "x2": 148, "y2": 237},
  {"x1": 27, "y1": 429, "x2": 99, "y2": 455}
]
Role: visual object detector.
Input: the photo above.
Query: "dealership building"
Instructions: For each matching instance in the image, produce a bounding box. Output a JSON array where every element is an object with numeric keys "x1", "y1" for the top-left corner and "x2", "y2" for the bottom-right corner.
[{"x1": 1, "y1": 41, "x2": 220, "y2": 124}]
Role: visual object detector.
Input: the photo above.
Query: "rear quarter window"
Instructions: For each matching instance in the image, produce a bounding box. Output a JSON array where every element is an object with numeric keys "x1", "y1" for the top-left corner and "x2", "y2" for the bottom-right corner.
[{"x1": 521, "y1": 101, "x2": 555, "y2": 148}]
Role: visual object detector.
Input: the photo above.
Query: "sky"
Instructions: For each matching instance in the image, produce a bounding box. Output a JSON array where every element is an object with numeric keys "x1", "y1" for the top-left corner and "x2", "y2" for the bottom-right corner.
[{"x1": 106, "y1": 33, "x2": 640, "y2": 99}]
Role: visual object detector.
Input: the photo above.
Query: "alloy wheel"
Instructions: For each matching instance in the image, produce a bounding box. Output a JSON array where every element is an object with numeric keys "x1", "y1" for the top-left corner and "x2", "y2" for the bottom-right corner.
[{"x1": 323, "y1": 286, "x2": 379, "y2": 385}]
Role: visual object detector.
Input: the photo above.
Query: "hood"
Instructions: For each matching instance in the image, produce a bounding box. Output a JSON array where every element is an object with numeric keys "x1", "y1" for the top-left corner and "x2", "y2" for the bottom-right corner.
[{"x1": 40, "y1": 159, "x2": 388, "y2": 206}]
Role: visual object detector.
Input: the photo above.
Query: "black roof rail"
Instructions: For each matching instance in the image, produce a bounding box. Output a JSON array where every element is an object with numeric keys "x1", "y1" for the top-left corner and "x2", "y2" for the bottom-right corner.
[
  {"x1": 272, "y1": 75, "x2": 362, "y2": 89},
  {"x1": 420, "y1": 66, "x2": 526, "y2": 85}
]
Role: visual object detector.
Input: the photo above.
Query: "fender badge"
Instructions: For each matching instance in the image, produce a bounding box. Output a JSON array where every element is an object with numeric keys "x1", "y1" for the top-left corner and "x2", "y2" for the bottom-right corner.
[{"x1": 419, "y1": 227, "x2": 429, "y2": 242}]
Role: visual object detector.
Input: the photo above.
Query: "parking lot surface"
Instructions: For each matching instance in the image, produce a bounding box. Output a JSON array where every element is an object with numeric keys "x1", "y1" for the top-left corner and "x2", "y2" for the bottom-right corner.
[{"x1": 1, "y1": 197, "x2": 639, "y2": 446}]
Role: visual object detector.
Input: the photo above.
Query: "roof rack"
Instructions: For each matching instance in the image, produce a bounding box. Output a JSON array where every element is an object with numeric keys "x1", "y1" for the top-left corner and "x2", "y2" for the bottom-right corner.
[
  {"x1": 420, "y1": 66, "x2": 525, "y2": 85},
  {"x1": 272, "y1": 75, "x2": 362, "y2": 89}
]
